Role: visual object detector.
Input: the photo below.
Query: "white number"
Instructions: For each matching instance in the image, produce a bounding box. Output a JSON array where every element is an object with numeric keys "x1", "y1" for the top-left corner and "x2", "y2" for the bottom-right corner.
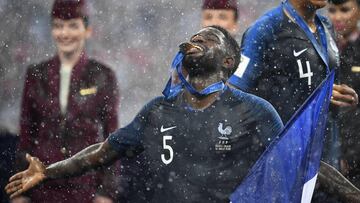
[
  {"x1": 161, "y1": 136, "x2": 173, "y2": 165},
  {"x1": 297, "y1": 59, "x2": 313, "y2": 86}
]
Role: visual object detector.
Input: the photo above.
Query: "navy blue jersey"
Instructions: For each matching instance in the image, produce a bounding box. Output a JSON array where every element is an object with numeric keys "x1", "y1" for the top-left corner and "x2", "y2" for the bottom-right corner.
[
  {"x1": 229, "y1": 5, "x2": 339, "y2": 123},
  {"x1": 108, "y1": 87, "x2": 283, "y2": 202}
]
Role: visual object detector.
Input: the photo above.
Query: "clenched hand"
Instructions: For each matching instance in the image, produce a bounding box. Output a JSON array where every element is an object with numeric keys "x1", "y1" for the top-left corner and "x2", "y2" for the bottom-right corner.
[{"x1": 331, "y1": 84, "x2": 359, "y2": 107}]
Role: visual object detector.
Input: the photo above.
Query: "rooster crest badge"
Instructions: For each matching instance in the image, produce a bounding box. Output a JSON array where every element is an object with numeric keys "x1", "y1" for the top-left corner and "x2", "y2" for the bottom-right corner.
[
  {"x1": 216, "y1": 122, "x2": 232, "y2": 151},
  {"x1": 217, "y1": 123, "x2": 232, "y2": 140}
]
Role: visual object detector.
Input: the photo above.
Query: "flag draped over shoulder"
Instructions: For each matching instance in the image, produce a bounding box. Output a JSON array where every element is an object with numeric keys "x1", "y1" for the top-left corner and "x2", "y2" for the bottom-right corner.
[{"x1": 230, "y1": 71, "x2": 335, "y2": 203}]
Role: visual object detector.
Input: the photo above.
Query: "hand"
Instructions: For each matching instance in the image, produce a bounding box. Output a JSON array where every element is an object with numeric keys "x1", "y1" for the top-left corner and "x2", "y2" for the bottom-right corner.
[
  {"x1": 343, "y1": 193, "x2": 360, "y2": 203},
  {"x1": 10, "y1": 196, "x2": 31, "y2": 203},
  {"x1": 5, "y1": 154, "x2": 46, "y2": 198},
  {"x1": 331, "y1": 84, "x2": 358, "y2": 107},
  {"x1": 93, "y1": 195, "x2": 113, "y2": 203}
]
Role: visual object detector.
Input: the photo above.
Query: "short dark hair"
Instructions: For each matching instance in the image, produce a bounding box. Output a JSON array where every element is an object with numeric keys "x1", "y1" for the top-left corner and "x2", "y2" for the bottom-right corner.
[
  {"x1": 202, "y1": 0, "x2": 239, "y2": 20},
  {"x1": 208, "y1": 25, "x2": 240, "y2": 76},
  {"x1": 51, "y1": 0, "x2": 89, "y2": 27},
  {"x1": 328, "y1": 0, "x2": 360, "y2": 6}
]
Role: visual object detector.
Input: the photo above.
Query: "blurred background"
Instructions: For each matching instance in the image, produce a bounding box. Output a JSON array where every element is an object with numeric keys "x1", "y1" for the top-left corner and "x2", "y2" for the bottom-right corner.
[{"x1": 0, "y1": 0, "x2": 282, "y2": 132}]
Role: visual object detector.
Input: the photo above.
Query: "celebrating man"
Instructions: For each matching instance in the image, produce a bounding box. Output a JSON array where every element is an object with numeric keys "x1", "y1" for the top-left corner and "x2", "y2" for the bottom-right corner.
[{"x1": 6, "y1": 26, "x2": 283, "y2": 202}]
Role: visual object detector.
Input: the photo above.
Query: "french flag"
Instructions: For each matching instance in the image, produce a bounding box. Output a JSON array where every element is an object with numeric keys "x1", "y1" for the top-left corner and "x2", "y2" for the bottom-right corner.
[{"x1": 230, "y1": 71, "x2": 335, "y2": 203}]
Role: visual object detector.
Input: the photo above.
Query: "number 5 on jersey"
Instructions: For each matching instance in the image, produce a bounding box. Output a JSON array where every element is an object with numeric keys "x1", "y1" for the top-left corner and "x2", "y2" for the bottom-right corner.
[{"x1": 161, "y1": 136, "x2": 173, "y2": 165}]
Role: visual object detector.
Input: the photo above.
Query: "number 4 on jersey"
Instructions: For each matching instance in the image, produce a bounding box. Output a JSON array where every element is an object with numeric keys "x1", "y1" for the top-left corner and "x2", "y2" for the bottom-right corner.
[{"x1": 297, "y1": 59, "x2": 313, "y2": 86}]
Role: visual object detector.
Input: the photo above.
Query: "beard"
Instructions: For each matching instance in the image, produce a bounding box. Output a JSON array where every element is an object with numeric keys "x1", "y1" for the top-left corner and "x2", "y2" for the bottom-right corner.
[
  {"x1": 307, "y1": 0, "x2": 327, "y2": 10},
  {"x1": 179, "y1": 42, "x2": 223, "y2": 78},
  {"x1": 182, "y1": 55, "x2": 218, "y2": 77}
]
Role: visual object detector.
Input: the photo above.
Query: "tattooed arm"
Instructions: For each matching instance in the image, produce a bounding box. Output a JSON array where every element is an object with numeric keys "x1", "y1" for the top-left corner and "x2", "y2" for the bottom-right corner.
[{"x1": 5, "y1": 140, "x2": 119, "y2": 198}]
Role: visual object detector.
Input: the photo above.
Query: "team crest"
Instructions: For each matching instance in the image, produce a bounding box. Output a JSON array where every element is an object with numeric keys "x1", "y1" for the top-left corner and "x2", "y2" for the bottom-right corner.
[{"x1": 215, "y1": 123, "x2": 232, "y2": 151}]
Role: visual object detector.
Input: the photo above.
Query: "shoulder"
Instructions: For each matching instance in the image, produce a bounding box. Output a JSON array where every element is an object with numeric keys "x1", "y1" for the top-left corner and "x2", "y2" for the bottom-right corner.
[
  {"x1": 318, "y1": 14, "x2": 336, "y2": 37},
  {"x1": 138, "y1": 96, "x2": 168, "y2": 115},
  {"x1": 226, "y1": 87, "x2": 283, "y2": 144},
  {"x1": 25, "y1": 58, "x2": 54, "y2": 79},
  {"x1": 243, "y1": 6, "x2": 284, "y2": 42},
  {"x1": 86, "y1": 59, "x2": 118, "y2": 87},
  {"x1": 228, "y1": 87, "x2": 282, "y2": 120},
  {"x1": 318, "y1": 14, "x2": 332, "y2": 29},
  {"x1": 145, "y1": 96, "x2": 166, "y2": 108},
  {"x1": 87, "y1": 59, "x2": 115, "y2": 75},
  {"x1": 228, "y1": 87, "x2": 273, "y2": 109}
]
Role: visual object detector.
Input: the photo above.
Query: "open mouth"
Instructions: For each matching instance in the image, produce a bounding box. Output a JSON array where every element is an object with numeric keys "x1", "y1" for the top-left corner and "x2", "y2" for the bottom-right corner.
[
  {"x1": 58, "y1": 41, "x2": 75, "y2": 46},
  {"x1": 179, "y1": 43, "x2": 203, "y2": 55},
  {"x1": 334, "y1": 23, "x2": 346, "y2": 31}
]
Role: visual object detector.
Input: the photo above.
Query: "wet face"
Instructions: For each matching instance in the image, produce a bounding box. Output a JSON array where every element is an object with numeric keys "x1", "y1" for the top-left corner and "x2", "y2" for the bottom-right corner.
[
  {"x1": 180, "y1": 27, "x2": 229, "y2": 78},
  {"x1": 295, "y1": 0, "x2": 328, "y2": 9},
  {"x1": 328, "y1": 0, "x2": 359, "y2": 36},
  {"x1": 51, "y1": 18, "x2": 91, "y2": 55},
  {"x1": 308, "y1": 0, "x2": 328, "y2": 8},
  {"x1": 201, "y1": 9, "x2": 238, "y2": 35}
]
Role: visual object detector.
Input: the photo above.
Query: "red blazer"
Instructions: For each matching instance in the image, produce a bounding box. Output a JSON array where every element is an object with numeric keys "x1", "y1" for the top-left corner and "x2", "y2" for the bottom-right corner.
[{"x1": 19, "y1": 54, "x2": 119, "y2": 202}]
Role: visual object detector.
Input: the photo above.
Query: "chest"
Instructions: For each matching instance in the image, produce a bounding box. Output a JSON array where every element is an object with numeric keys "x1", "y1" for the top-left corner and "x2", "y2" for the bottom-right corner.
[
  {"x1": 264, "y1": 24, "x2": 339, "y2": 89},
  {"x1": 141, "y1": 107, "x2": 263, "y2": 169},
  {"x1": 32, "y1": 67, "x2": 103, "y2": 117}
]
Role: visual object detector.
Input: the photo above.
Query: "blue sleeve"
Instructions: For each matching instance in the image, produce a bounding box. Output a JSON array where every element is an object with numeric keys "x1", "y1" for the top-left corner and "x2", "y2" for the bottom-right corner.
[
  {"x1": 242, "y1": 93, "x2": 284, "y2": 146},
  {"x1": 108, "y1": 97, "x2": 162, "y2": 157},
  {"x1": 318, "y1": 15, "x2": 336, "y2": 39},
  {"x1": 249, "y1": 95, "x2": 284, "y2": 147},
  {"x1": 228, "y1": 6, "x2": 283, "y2": 91},
  {"x1": 230, "y1": 87, "x2": 284, "y2": 147},
  {"x1": 319, "y1": 15, "x2": 340, "y2": 83}
]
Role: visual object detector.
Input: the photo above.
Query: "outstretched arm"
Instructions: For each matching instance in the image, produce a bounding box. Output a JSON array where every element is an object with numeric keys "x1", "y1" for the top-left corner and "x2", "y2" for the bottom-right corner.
[
  {"x1": 319, "y1": 161, "x2": 360, "y2": 202},
  {"x1": 46, "y1": 140, "x2": 119, "y2": 179},
  {"x1": 5, "y1": 140, "x2": 119, "y2": 198}
]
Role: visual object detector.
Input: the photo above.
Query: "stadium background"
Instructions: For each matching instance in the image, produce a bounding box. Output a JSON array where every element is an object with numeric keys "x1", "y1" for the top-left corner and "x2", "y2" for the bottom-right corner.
[{"x1": 2, "y1": 0, "x2": 295, "y2": 132}]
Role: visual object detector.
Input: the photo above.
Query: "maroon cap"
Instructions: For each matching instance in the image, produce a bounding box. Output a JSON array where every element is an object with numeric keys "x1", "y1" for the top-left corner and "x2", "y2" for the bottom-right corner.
[
  {"x1": 51, "y1": 0, "x2": 88, "y2": 20},
  {"x1": 202, "y1": 0, "x2": 238, "y2": 11}
]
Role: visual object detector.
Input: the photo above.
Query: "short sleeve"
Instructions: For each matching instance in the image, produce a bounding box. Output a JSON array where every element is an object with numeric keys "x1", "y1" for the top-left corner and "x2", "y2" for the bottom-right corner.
[
  {"x1": 251, "y1": 97, "x2": 284, "y2": 147},
  {"x1": 228, "y1": 6, "x2": 283, "y2": 92},
  {"x1": 228, "y1": 29, "x2": 268, "y2": 91},
  {"x1": 108, "y1": 97, "x2": 161, "y2": 157}
]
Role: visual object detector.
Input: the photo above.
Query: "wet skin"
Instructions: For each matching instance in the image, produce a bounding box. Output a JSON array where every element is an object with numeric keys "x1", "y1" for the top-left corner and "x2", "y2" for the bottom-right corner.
[
  {"x1": 52, "y1": 18, "x2": 91, "y2": 57},
  {"x1": 5, "y1": 26, "x2": 360, "y2": 201},
  {"x1": 5, "y1": 26, "x2": 237, "y2": 198},
  {"x1": 181, "y1": 27, "x2": 232, "y2": 79}
]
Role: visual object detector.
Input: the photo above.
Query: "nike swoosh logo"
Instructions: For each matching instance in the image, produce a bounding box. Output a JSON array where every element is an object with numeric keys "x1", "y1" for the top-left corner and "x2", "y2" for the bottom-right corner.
[
  {"x1": 160, "y1": 125, "x2": 177, "y2": 133},
  {"x1": 293, "y1": 48, "x2": 308, "y2": 57}
]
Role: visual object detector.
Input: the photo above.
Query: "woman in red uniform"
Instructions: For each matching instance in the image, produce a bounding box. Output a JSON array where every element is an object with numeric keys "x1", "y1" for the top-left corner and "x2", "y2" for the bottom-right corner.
[{"x1": 16, "y1": 0, "x2": 119, "y2": 202}]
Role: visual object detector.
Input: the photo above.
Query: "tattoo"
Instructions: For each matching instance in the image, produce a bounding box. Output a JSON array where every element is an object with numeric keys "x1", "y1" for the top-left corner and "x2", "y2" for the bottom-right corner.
[{"x1": 45, "y1": 141, "x2": 119, "y2": 180}]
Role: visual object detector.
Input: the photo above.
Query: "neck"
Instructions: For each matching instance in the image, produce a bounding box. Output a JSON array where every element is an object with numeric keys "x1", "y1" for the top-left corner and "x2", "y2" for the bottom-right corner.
[
  {"x1": 58, "y1": 49, "x2": 83, "y2": 68},
  {"x1": 183, "y1": 73, "x2": 223, "y2": 110},
  {"x1": 289, "y1": 0, "x2": 317, "y2": 30}
]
